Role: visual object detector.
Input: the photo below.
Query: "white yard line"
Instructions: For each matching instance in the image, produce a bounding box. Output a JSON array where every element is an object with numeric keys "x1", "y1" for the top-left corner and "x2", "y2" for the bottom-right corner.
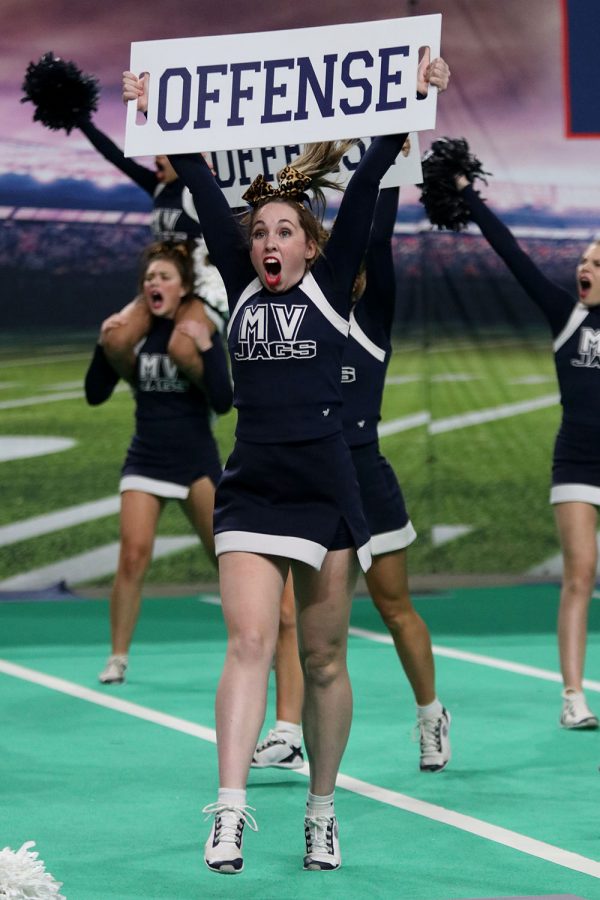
[
  {"x1": 0, "y1": 658, "x2": 597, "y2": 880},
  {"x1": 0, "y1": 390, "x2": 84, "y2": 410},
  {"x1": 348, "y1": 625, "x2": 600, "y2": 693},
  {"x1": 0, "y1": 383, "x2": 128, "y2": 410},
  {"x1": 0, "y1": 436, "x2": 75, "y2": 463},
  {"x1": 378, "y1": 412, "x2": 430, "y2": 436},
  {"x1": 0, "y1": 496, "x2": 120, "y2": 548},
  {"x1": 377, "y1": 394, "x2": 559, "y2": 439},
  {"x1": 429, "y1": 394, "x2": 559, "y2": 435},
  {"x1": 0, "y1": 537, "x2": 198, "y2": 590},
  {"x1": 0, "y1": 352, "x2": 92, "y2": 369}
]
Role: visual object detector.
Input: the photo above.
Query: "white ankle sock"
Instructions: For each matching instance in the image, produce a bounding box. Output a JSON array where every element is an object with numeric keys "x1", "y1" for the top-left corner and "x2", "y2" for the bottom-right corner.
[
  {"x1": 417, "y1": 698, "x2": 443, "y2": 719},
  {"x1": 275, "y1": 719, "x2": 302, "y2": 741},
  {"x1": 306, "y1": 790, "x2": 335, "y2": 819},
  {"x1": 218, "y1": 787, "x2": 246, "y2": 808}
]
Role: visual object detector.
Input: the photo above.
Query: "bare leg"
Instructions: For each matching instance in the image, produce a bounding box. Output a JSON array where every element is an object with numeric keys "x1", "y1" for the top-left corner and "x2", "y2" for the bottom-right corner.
[
  {"x1": 179, "y1": 475, "x2": 217, "y2": 568},
  {"x1": 365, "y1": 549, "x2": 436, "y2": 706},
  {"x1": 292, "y1": 548, "x2": 359, "y2": 795},
  {"x1": 275, "y1": 574, "x2": 304, "y2": 723},
  {"x1": 216, "y1": 552, "x2": 287, "y2": 788},
  {"x1": 109, "y1": 491, "x2": 163, "y2": 654},
  {"x1": 103, "y1": 297, "x2": 151, "y2": 381},
  {"x1": 554, "y1": 501, "x2": 598, "y2": 690}
]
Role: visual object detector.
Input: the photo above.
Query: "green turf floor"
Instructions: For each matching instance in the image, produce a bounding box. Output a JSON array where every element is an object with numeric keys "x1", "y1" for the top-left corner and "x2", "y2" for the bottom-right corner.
[{"x1": 1, "y1": 585, "x2": 599, "y2": 899}]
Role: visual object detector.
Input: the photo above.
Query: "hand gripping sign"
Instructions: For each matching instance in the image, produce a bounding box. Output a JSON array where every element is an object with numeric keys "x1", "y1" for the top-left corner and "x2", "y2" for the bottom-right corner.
[{"x1": 124, "y1": 14, "x2": 441, "y2": 158}]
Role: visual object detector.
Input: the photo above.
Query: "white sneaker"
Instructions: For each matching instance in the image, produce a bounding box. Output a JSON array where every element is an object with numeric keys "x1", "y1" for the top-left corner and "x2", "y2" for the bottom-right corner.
[
  {"x1": 560, "y1": 690, "x2": 599, "y2": 729},
  {"x1": 203, "y1": 802, "x2": 257, "y2": 874},
  {"x1": 303, "y1": 815, "x2": 341, "y2": 870},
  {"x1": 98, "y1": 654, "x2": 127, "y2": 684},
  {"x1": 417, "y1": 708, "x2": 451, "y2": 772},
  {"x1": 251, "y1": 729, "x2": 304, "y2": 769}
]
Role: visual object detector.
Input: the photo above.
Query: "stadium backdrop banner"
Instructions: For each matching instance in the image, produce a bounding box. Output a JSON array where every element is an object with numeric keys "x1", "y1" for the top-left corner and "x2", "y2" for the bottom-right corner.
[{"x1": 2, "y1": 0, "x2": 600, "y2": 584}]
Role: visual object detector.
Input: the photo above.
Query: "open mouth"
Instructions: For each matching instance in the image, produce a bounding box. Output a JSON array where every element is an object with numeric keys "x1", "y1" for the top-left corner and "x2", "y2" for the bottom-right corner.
[
  {"x1": 150, "y1": 290, "x2": 163, "y2": 308},
  {"x1": 263, "y1": 256, "x2": 282, "y2": 288},
  {"x1": 579, "y1": 276, "x2": 591, "y2": 298}
]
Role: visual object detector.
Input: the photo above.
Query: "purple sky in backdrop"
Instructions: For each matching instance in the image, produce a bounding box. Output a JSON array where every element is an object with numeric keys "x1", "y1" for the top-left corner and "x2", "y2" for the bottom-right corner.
[{"x1": 1, "y1": 0, "x2": 598, "y2": 202}]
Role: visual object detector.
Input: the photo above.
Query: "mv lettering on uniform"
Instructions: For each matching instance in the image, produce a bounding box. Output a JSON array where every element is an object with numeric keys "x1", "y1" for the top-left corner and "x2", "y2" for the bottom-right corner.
[
  {"x1": 153, "y1": 208, "x2": 183, "y2": 234},
  {"x1": 139, "y1": 353, "x2": 187, "y2": 391},
  {"x1": 234, "y1": 303, "x2": 317, "y2": 360},
  {"x1": 572, "y1": 327, "x2": 600, "y2": 369}
]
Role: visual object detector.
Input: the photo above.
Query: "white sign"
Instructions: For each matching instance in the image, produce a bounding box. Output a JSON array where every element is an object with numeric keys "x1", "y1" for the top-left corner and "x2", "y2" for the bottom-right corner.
[
  {"x1": 207, "y1": 134, "x2": 422, "y2": 207},
  {"x1": 125, "y1": 15, "x2": 441, "y2": 157}
]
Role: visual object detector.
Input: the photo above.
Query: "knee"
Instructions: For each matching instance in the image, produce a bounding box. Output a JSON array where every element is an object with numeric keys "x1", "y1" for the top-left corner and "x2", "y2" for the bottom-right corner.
[
  {"x1": 562, "y1": 566, "x2": 596, "y2": 603},
  {"x1": 279, "y1": 603, "x2": 297, "y2": 632},
  {"x1": 301, "y1": 644, "x2": 345, "y2": 689},
  {"x1": 373, "y1": 589, "x2": 414, "y2": 631},
  {"x1": 228, "y1": 629, "x2": 273, "y2": 667},
  {"x1": 118, "y1": 540, "x2": 153, "y2": 581}
]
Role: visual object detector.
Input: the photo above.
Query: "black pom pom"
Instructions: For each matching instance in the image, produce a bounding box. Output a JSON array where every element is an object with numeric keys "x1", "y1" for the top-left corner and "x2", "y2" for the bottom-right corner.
[
  {"x1": 419, "y1": 137, "x2": 490, "y2": 231},
  {"x1": 21, "y1": 52, "x2": 100, "y2": 133}
]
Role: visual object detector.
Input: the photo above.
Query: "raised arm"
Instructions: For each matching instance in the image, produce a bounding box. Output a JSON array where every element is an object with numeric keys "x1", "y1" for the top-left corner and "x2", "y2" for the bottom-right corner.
[
  {"x1": 362, "y1": 186, "x2": 400, "y2": 334},
  {"x1": 326, "y1": 133, "x2": 409, "y2": 296},
  {"x1": 457, "y1": 178, "x2": 573, "y2": 329},
  {"x1": 78, "y1": 119, "x2": 157, "y2": 195}
]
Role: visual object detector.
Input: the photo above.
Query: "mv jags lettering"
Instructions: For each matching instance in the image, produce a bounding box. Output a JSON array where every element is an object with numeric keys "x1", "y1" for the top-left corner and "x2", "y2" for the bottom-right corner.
[
  {"x1": 572, "y1": 327, "x2": 600, "y2": 369},
  {"x1": 151, "y1": 208, "x2": 186, "y2": 239},
  {"x1": 234, "y1": 303, "x2": 317, "y2": 361},
  {"x1": 139, "y1": 353, "x2": 188, "y2": 391}
]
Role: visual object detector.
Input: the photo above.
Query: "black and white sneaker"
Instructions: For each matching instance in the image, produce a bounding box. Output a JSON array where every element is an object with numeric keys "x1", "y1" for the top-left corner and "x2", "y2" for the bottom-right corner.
[
  {"x1": 417, "y1": 708, "x2": 451, "y2": 772},
  {"x1": 303, "y1": 815, "x2": 341, "y2": 870},
  {"x1": 203, "y1": 802, "x2": 258, "y2": 874},
  {"x1": 251, "y1": 729, "x2": 305, "y2": 769}
]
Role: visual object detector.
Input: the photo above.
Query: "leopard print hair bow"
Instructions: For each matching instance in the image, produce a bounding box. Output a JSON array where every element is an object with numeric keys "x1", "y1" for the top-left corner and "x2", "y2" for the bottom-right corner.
[{"x1": 242, "y1": 165, "x2": 312, "y2": 207}]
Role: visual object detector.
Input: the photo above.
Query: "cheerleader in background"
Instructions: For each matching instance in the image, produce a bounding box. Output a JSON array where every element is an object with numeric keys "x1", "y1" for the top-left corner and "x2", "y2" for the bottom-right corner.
[
  {"x1": 422, "y1": 137, "x2": 600, "y2": 730},
  {"x1": 85, "y1": 241, "x2": 232, "y2": 684}
]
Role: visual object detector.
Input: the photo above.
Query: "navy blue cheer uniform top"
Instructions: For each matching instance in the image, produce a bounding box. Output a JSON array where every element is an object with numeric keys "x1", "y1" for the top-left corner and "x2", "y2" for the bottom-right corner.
[
  {"x1": 85, "y1": 314, "x2": 232, "y2": 498},
  {"x1": 342, "y1": 187, "x2": 417, "y2": 554},
  {"x1": 171, "y1": 134, "x2": 408, "y2": 571},
  {"x1": 463, "y1": 185, "x2": 600, "y2": 505}
]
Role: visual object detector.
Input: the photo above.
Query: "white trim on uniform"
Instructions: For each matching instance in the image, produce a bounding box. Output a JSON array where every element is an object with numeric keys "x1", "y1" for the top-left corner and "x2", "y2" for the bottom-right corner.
[
  {"x1": 553, "y1": 303, "x2": 589, "y2": 353},
  {"x1": 300, "y1": 272, "x2": 350, "y2": 337},
  {"x1": 357, "y1": 541, "x2": 372, "y2": 573},
  {"x1": 215, "y1": 529, "x2": 328, "y2": 568},
  {"x1": 349, "y1": 311, "x2": 387, "y2": 362},
  {"x1": 550, "y1": 483, "x2": 600, "y2": 506},
  {"x1": 370, "y1": 521, "x2": 417, "y2": 555},
  {"x1": 215, "y1": 530, "x2": 373, "y2": 572},
  {"x1": 227, "y1": 277, "x2": 263, "y2": 337},
  {"x1": 181, "y1": 186, "x2": 200, "y2": 222},
  {"x1": 119, "y1": 475, "x2": 189, "y2": 500}
]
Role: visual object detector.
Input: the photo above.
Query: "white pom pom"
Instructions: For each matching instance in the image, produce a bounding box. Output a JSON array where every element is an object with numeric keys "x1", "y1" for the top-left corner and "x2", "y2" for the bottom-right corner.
[
  {"x1": 192, "y1": 238, "x2": 228, "y2": 316},
  {"x1": 0, "y1": 842, "x2": 65, "y2": 900}
]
